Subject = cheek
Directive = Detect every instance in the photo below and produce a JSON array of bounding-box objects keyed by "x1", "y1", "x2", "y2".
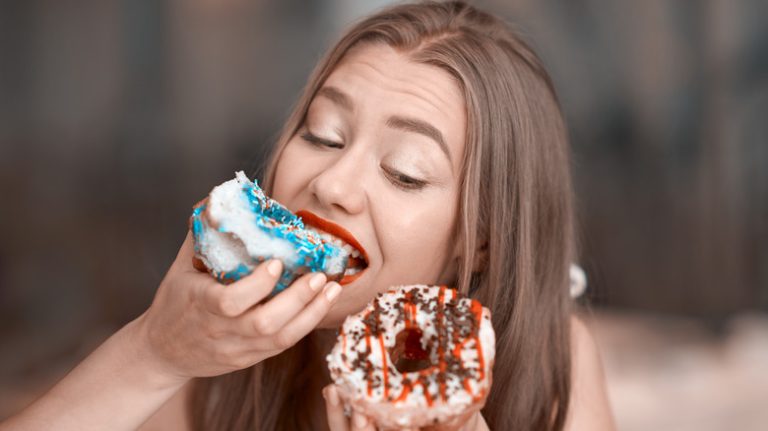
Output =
[
  {"x1": 379, "y1": 200, "x2": 457, "y2": 282},
  {"x1": 271, "y1": 139, "x2": 315, "y2": 203}
]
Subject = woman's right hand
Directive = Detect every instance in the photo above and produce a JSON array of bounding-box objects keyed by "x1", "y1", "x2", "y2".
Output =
[{"x1": 133, "y1": 230, "x2": 342, "y2": 383}]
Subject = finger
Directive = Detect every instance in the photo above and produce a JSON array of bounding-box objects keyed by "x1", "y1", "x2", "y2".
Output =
[
  {"x1": 476, "y1": 413, "x2": 490, "y2": 431},
  {"x1": 351, "y1": 410, "x2": 375, "y2": 431},
  {"x1": 202, "y1": 259, "x2": 283, "y2": 317},
  {"x1": 266, "y1": 281, "x2": 341, "y2": 348},
  {"x1": 241, "y1": 271, "x2": 327, "y2": 336},
  {"x1": 454, "y1": 412, "x2": 478, "y2": 431},
  {"x1": 323, "y1": 385, "x2": 349, "y2": 431}
]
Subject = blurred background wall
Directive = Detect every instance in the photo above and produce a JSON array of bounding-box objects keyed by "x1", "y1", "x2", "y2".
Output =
[{"x1": 1, "y1": 1, "x2": 766, "y2": 429}]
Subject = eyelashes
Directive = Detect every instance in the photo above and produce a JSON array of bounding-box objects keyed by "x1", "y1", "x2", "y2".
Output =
[
  {"x1": 299, "y1": 131, "x2": 427, "y2": 191},
  {"x1": 300, "y1": 131, "x2": 343, "y2": 149},
  {"x1": 381, "y1": 166, "x2": 427, "y2": 191}
]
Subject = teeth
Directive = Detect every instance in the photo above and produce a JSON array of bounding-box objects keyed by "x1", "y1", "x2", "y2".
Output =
[
  {"x1": 344, "y1": 266, "x2": 362, "y2": 276},
  {"x1": 306, "y1": 226, "x2": 365, "y2": 261}
]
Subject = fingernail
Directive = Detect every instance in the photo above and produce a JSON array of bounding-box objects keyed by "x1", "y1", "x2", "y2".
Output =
[
  {"x1": 353, "y1": 413, "x2": 367, "y2": 428},
  {"x1": 267, "y1": 260, "x2": 282, "y2": 277},
  {"x1": 323, "y1": 282, "x2": 341, "y2": 302},
  {"x1": 327, "y1": 385, "x2": 339, "y2": 407},
  {"x1": 309, "y1": 273, "x2": 326, "y2": 291}
]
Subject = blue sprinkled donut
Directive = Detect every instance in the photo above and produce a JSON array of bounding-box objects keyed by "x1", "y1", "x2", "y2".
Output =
[{"x1": 190, "y1": 171, "x2": 349, "y2": 293}]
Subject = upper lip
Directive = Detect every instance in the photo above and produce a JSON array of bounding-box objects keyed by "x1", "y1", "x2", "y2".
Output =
[{"x1": 296, "y1": 210, "x2": 369, "y2": 264}]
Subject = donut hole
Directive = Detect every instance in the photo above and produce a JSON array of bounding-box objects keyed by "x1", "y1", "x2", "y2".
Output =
[{"x1": 389, "y1": 328, "x2": 432, "y2": 373}]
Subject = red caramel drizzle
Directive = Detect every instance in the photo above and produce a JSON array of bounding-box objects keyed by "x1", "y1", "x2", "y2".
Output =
[
  {"x1": 393, "y1": 371, "x2": 434, "y2": 406},
  {"x1": 362, "y1": 306, "x2": 390, "y2": 398},
  {"x1": 352, "y1": 285, "x2": 485, "y2": 406},
  {"x1": 378, "y1": 333, "x2": 389, "y2": 398},
  {"x1": 471, "y1": 299, "x2": 486, "y2": 381}
]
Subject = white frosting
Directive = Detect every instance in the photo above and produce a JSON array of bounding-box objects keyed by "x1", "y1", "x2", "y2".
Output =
[
  {"x1": 204, "y1": 173, "x2": 298, "y2": 271},
  {"x1": 327, "y1": 285, "x2": 495, "y2": 428}
]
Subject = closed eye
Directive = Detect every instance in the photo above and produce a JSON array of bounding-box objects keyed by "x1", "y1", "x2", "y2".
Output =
[
  {"x1": 382, "y1": 165, "x2": 427, "y2": 191},
  {"x1": 300, "y1": 131, "x2": 344, "y2": 149}
]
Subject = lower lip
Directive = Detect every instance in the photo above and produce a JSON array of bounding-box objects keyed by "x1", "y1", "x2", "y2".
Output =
[{"x1": 295, "y1": 210, "x2": 369, "y2": 286}]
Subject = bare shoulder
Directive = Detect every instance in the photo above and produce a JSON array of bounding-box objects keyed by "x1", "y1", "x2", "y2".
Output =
[
  {"x1": 564, "y1": 315, "x2": 617, "y2": 431},
  {"x1": 138, "y1": 380, "x2": 193, "y2": 431}
]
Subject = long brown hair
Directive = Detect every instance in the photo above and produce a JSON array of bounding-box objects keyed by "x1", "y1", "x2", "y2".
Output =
[{"x1": 190, "y1": 1, "x2": 576, "y2": 429}]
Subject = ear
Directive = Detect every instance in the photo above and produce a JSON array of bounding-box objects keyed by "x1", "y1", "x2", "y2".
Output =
[
  {"x1": 449, "y1": 238, "x2": 488, "y2": 272},
  {"x1": 438, "y1": 238, "x2": 488, "y2": 285},
  {"x1": 472, "y1": 241, "x2": 489, "y2": 273}
]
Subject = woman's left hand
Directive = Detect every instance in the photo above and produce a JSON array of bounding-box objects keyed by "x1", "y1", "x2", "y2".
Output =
[{"x1": 322, "y1": 384, "x2": 489, "y2": 431}]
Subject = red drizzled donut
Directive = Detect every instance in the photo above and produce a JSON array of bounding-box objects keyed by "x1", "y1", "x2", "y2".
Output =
[{"x1": 326, "y1": 285, "x2": 495, "y2": 429}]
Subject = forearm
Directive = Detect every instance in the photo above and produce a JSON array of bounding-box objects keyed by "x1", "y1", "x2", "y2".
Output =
[{"x1": 1, "y1": 316, "x2": 188, "y2": 431}]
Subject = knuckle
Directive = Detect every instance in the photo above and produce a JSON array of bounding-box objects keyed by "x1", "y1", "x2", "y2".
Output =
[
  {"x1": 252, "y1": 314, "x2": 276, "y2": 335},
  {"x1": 213, "y1": 345, "x2": 236, "y2": 364},
  {"x1": 218, "y1": 297, "x2": 240, "y2": 317},
  {"x1": 232, "y1": 355, "x2": 252, "y2": 370},
  {"x1": 273, "y1": 331, "x2": 297, "y2": 350}
]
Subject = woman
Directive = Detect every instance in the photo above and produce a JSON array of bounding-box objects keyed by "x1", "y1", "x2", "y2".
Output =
[{"x1": 0, "y1": 1, "x2": 614, "y2": 430}]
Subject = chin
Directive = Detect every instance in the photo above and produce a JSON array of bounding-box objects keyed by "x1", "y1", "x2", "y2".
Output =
[
  {"x1": 317, "y1": 308, "x2": 352, "y2": 329},
  {"x1": 319, "y1": 285, "x2": 378, "y2": 329}
]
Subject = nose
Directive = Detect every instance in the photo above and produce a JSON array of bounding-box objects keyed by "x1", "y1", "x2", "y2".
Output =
[{"x1": 308, "y1": 150, "x2": 367, "y2": 215}]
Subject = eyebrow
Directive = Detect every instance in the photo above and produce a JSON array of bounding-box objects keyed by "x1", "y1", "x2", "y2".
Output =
[
  {"x1": 385, "y1": 116, "x2": 452, "y2": 164},
  {"x1": 317, "y1": 86, "x2": 354, "y2": 112},
  {"x1": 316, "y1": 85, "x2": 453, "y2": 164}
]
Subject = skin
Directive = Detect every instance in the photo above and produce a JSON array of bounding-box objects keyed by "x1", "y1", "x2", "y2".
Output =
[{"x1": 0, "y1": 44, "x2": 615, "y2": 431}]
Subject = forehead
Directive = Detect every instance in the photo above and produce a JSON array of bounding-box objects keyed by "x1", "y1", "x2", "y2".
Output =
[{"x1": 319, "y1": 43, "x2": 467, "y2": 171}]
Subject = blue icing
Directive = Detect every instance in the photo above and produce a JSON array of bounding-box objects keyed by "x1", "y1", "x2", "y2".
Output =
[
  {"x1": 218, "y1": 262, "x2": 251, "y2": 282},
  {"x1": 191, "y1": 204, "x2": 206, "y2": 254},
  {"x1": 190, "y1": 173, "x2": 346, "y2": 293},
  {"x1": 236, "y1": 177, "x2": 345, "y2": 283},
  {"x1": 275, "y1": 270, "x2": 295, "y2": 293},
  {"x1": 240, "y1": 178, "x2": 304, "y2": 227}
]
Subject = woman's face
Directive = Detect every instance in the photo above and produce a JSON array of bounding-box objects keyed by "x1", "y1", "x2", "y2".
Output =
[{"x1": 272, "y1": 43, "x2": 467, "y2": 327}]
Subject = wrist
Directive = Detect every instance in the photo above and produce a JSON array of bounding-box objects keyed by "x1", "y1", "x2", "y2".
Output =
[{"x1": 117, "y1": 313, "x2": 190, "y2": 392}]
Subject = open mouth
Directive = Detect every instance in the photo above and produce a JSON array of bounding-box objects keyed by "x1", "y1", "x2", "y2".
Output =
[{"x1": 296, "y1": 210, "x2": 369, "y2": 285}]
